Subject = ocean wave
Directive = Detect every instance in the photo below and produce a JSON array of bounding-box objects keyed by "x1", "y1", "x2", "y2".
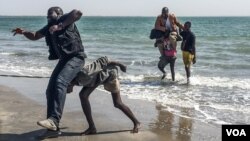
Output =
[
  {"x1": 119, "y1": 74, "x2": 250, "y2": 90},
  {"x1": 99, "y1": 80, "x2": 249, "y2": 125},
  {"x1": 0, "y1": 64, "x2": 51, "y2": 77},
  {"x1": 189, "y1": 75, "x2": 250, "y2": 90},
  {"x1": 10, "y1": 52, "x2": 29, "y2": 57},
  {"x1": 116, "y1": 74, "x2": 250, "y2": 125},
  {"x1": 0, "y1": 52, "x2": 15, "y2": 56},
  {"x1": 207, "y1": 104, "x2": 250, "y2": 114},
  {"x1": 0, "y1": 51, "x2": 41, "y2": 57}
]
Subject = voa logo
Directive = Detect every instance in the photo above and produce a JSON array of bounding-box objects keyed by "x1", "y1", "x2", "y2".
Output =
[{"x1": 226, "y1": 129, "x2": 246, "y2": 136}]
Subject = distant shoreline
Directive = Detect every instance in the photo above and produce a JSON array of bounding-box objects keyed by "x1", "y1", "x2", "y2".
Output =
[{"x1": 0, "y1": 15, "x2": 250, "y2": 18}]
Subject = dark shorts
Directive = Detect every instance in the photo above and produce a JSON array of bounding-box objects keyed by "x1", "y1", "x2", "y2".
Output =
[{"x1": 158, "y1": 56, "x2": 176, "y2": 69}]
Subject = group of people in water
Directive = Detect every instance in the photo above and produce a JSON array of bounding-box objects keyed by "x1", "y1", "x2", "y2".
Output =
[
  {"x1": 11, "y1": 6, "x2": 196, "y2": 139},
  {"x1": 154, "y1": 7, "x2": 196, "y2": 84}
]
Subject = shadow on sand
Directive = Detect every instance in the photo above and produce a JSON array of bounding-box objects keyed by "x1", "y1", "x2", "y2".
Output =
[{"x1": 0, "y1": 129, "x2": 132, "y2": 141}]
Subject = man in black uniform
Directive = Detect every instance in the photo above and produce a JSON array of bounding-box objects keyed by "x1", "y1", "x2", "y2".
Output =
[{"x1": 12, "y1": 7, "x2": 86, "y2": 137}]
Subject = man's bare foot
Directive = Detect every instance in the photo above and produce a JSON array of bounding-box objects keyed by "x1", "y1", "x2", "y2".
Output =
[
  {"x1": 161, "y1": 73, "x2": 166, "y2": 80},
  {"x1": 131, "y1": 122, "x2": 141, "y2": 133},
  {"x1": 81, "y1": 127, "x2": 97, "y2": 135},
  {"x1": 187, "y1": 78, "x2": 190, "y2": 85}
]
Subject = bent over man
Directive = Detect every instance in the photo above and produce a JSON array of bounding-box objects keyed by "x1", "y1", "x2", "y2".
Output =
[{"x1": 68, "y1": 56, "x2": 141, "y2": 135}]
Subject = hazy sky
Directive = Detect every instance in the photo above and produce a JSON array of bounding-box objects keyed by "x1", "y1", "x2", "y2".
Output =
[{"x1": 1, "y1": 0, "x2": 250, "y2": 16}]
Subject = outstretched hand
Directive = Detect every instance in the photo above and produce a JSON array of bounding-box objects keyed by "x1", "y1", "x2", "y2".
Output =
[
  {"x1": 119, "y1": 64, "x2": 127, "y2": 73},
  {"x1": 12, "y1": 28, "x2": 24, "y2": 36}
]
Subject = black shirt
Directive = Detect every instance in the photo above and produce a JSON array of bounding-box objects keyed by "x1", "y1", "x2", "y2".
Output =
[
  {"x1": 38, "y1": 14, "x2": 86, "y2": 60},
  {"x1": 180, "y1": 31, "x2": 196, "y2": 53}
]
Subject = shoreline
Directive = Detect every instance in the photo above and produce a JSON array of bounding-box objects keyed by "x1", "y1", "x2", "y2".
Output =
[{"x1": 0, "y1": 76, "x2": 221, "y2": 141}]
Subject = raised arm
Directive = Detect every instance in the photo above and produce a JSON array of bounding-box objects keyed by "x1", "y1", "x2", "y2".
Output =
[
  {"x1": 49, "y1": 9, "x2": 82, "y2": 34},
  {"x1": 170, "y1": 14, "x2": 184, "y2": 30},
  {"x1": 175, "y1": 19, "x2": 184, "y2": 30},
  {"x1": 192, "y1": 34, "x2": 196, "y2": 64},
  {"x1": 61, "y1": 9, "x2": 82, "y2": 27},
  {"x1": 108, "y1": 61, "x2": 127, "y2": 73},
  {"x1": 12, "y1": 28, "x2": 44, "y2": 40}
]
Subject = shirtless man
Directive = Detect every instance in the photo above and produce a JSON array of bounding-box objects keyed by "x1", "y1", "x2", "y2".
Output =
[{"x1": 68, "y1": 56, "x2": 141, "y2": 135}]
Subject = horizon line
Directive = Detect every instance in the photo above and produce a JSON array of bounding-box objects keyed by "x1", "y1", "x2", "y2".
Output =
[{"x1": 1, "y1": 15, "x2": 250, "y2": 17}]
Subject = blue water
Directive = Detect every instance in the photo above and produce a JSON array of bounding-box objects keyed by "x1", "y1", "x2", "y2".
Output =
[{"x1": 0, "y1": 16, "x2": 250, "y2": 125}]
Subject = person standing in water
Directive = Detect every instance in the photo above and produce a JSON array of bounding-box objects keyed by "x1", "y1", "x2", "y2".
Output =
[
  {"x1": 154, "y1": 7, "x2": 184, "y2": 56},
  {"x1": 180, "y1": 21, "x2": 196, "y2": 84}
]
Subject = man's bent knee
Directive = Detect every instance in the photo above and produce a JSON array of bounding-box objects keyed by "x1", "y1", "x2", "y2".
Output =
[
  {"x1": 79, "y1": 91, "x2": 89, "y2": 100},
  {"x1": 104, "y1": 79, "x2": 120, "y2": 93},
  {"x1": 114, "y1": 102, "x2": 123, "y2": 109}
]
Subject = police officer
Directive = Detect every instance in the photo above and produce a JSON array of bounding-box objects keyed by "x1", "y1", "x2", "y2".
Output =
[{"x1": 12, "y1": 7, "x2": 86, "y2": 138}]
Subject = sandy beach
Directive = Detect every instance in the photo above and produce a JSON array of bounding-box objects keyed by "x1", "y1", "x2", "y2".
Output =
[{"x1": 0, "y1": 76, "x2": 221, "y2": 141}]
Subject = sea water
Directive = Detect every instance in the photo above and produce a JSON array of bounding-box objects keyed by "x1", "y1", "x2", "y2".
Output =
[{"x1": 0, "y1": 16, "x2": 250, "y2": 125}]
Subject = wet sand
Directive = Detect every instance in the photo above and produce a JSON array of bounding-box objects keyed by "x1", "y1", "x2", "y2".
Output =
[{"x1": 0, "y1": 76, "x2": 221, "y2": 141}]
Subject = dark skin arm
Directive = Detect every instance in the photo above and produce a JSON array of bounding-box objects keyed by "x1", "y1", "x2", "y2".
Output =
[
  {"x1": 192, "y1": 35, "x2": 196, "y2": 64},
  {"x1": 62, "y1": 9, "x2": 82, "y2": 26},
  {"x1": 108, "y1": 61, "x2": 127, "y2": 72},
  {"x1": 154, "y1": 16, "x2": 166, "y2": 32},
  {"x1": 12, "y1": 9, "x2": 83, "y2": 38},
  {"x1": 12, "y1": 28, "x2": 44, "y2": 40},
  {"x1": 49, "y1": 9, "x2": 82, "y2": 34},
  {"x1": 173, "y1": 16, "x2": 184, "y2": 30}
]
